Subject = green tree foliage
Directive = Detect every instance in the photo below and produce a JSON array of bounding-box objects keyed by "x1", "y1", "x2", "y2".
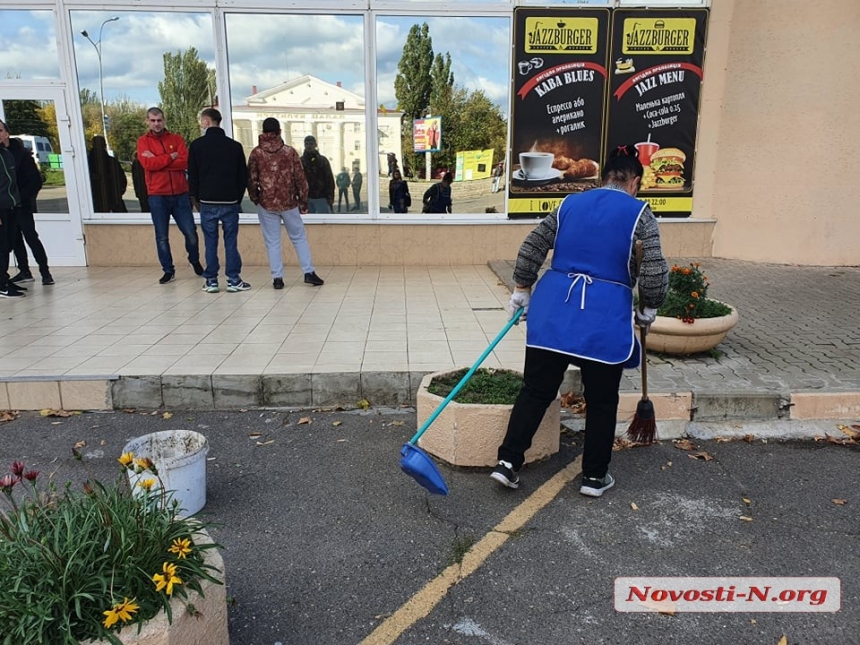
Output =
[
  {"x1": 394, "y1": 23, "x2": 434, "y2": 173},
  {"x1": 157, "y1": 47, "x2": 216, "y2": 146},
  {"x1": 429, "y1": 52, "x2": 454, "y2": 114},
  {"x1": 106, "y1": 95, "x2": 147, "y2": 164},
  {"x1": 3, "y1": 100, "x2": 50, "y2": 138}
]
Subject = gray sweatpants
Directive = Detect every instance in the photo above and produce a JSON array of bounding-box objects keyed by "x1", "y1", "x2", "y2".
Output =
[{"x1": 256, "y1": 206, "x2": 314, "y2": 277}]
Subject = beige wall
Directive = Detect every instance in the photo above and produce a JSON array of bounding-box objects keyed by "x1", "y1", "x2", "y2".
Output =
[
  {"x1": 84, "y1": 221, "x2": 714, "y2": 267},
  {"x1": 704, "y1": 0, "x2": 859, "y2": 265}
]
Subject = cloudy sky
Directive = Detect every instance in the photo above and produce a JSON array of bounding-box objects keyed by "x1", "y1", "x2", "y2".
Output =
[{"x1": 2, "y1": 9, "x2": 512, "y2": 113}]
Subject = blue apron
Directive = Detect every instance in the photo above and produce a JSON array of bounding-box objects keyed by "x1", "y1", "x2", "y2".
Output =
[{"x1": 526, "y1": 188, "x2": 647, "y2": 367}]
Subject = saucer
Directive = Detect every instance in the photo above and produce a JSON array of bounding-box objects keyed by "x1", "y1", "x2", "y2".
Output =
[{"x1": 513, "y1": 168, "x2": 562, "y2": 184}]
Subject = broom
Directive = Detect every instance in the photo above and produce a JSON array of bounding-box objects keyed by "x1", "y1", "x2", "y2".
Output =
[{"x1": 627, "y1": 241, "x2": 657, "y2": 443}]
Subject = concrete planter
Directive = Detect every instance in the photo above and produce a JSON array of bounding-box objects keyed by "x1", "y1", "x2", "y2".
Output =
[
  {"x1": 416, "y1": 370, "x2": 560, "y2": 468},
  {"x1": 646, "y1": 304, "x2": 739, "y2": 355},
  {"x1": 81, "y1": 529, "x2": 229, "y2": 645}
]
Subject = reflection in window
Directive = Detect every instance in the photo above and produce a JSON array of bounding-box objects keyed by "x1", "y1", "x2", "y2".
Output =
[
  {"x1": 70, "y1": 11, "x2": 215, "y2": 213},
  {"x1": 0, "y1": 10, "x2": 61, "y2": 80},
  {"x1": 225, "y1": 14, "x2": 368, "y2": 215},
  {"x1": 376, "y1": 16, "x2": 510, "y2": 215}
]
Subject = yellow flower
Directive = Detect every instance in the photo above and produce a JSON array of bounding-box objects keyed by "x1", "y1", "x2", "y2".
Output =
[
  {"x1": 135, "y1": 457, "x2": 154, "y2": 471},
  {"x1": 168, "y1": 537, "x2": 193, "y2": 559},
  {"x1": 137, "y1": 478, "x2": 157, "y2": 491},
  {"x1": 118, "y1": 452, "x2": 134, "y2": 467},
  {"x1": 153, "y1": 562, "x2": 183, "y2": 595},
  {"x1": 102, "y1": 597, "x2": 139, "y2": 628}
]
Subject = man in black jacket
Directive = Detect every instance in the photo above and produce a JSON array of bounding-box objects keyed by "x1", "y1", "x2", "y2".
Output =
[
  {"x1": 188, "y1": 108, "x2": 249, "y2": 293},
  {"x1": 300, "y1": 136, "x2": 334, "y2": 214},
  {"x1": 0, "y1": 126, "x2": 25, "y2": 298}
]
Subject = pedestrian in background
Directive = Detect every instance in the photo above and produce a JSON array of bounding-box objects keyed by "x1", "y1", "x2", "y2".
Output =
[
  {"x1": 491, "y1": 162, "x2": 504, "y2": 193},
  {"x1": 88, "y1": 135, "x2": 127, "y2": 213},
  {"x1": 422, "y1": 172, "x2": 454, "y2": 214},
  {"x1": 136, "y1": 107, "x2": 203, "y2": 284},
  {"x1": 0, "y1": 120, "x2": 52, "y2": 287},
  {"x1": 351, "y1": 167, "x2": 363, "y2": 211},
  {"x1": 0, "y1": 134, "x2": 24, "y2": 298},
  {"x1": 491, "y1": 145, "x2": 668, "y2": 497},
  {"x1": 336, "y1": 166, "x2": 351, "y2": 212},
  {"x1": 131, "y1": 152, "x2": 149, "y2": 212},
  {"x1": 300, "y1": 136, "x2": 334, "y2": 214},
  {"x1": 188, "y1": 108, "x2": 250, "y2": 293},
  {"x1": 388, "y1": 169, "x2": 411, "y2": 213},
  {"x1": 248, "y1": 118, "x2": 324, "y2": 289}
]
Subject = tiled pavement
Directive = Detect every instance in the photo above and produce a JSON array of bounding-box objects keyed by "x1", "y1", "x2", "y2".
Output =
[{"x1": 2, "y1": 259, "x2": 860, "y2": 416}]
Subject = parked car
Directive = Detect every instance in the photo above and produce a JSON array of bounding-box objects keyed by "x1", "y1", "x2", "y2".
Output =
[{"x1": 16, "y1": 134, "x2": 54, "y2": 167}]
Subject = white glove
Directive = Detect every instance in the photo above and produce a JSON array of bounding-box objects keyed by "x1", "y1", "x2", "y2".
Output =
[
  {"x1": 509, "y1": 288, "x2": 531, "y2": 323},
  {"x1": 635, "y1": 306, "x2": 658, "y2": 332}
]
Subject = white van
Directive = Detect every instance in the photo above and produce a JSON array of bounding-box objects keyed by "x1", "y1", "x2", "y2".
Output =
[{"x1": 16, "y1": 135, "x2": 54, "y2": 166}]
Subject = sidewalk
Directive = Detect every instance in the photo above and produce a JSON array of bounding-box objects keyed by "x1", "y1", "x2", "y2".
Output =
[{"x1": 1, "y1": 259, "x2": 859, "y2": 425}]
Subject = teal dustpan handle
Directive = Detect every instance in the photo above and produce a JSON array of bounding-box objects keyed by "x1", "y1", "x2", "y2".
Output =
[{"x1": 408, "y1": 307, "x2": 524, "y2": 445}]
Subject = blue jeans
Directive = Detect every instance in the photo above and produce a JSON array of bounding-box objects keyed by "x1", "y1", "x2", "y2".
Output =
[
  {"x1": 200, "y1": 203, "x2": 241, "y2": 283},
  {"x1": 149, "y1": 193, "x2": 199, "y2": 273}
]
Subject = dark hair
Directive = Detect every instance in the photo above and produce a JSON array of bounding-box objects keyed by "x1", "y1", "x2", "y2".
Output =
[
  {"x1": 602, "y1": 144, "x2": 643, "y2": 184},
  {"x1": 0, "y1": 119, "x2": 8, "y2": 133},
  {"x1": 442, "y1": 172, "x2": 454, "y2": 184},
  {"x1": 200, "y1": 108, "x2": 222, "y2": 124},
  {"x1": 262, "y1": 117, "x2": 280, "y2": 133},
  {"x1": 146, "y1": 107, "x2": 164, "y2": 118}
]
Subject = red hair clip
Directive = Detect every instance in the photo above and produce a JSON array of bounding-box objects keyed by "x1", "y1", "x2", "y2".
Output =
[{"x1": 617, "y1": 145, "x2": 631, "y2": 156}]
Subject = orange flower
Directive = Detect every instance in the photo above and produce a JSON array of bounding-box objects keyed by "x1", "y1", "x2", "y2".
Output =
[{"x1": 691, "y1": 291, "x2": 699, "y2": 298}]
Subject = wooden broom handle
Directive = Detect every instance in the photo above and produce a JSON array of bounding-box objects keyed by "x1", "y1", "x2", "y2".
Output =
[{"x1": 640, "y1": 325, "x2": 649, "y2": 400}]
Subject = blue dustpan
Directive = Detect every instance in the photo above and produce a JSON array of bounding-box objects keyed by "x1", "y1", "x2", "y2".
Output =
[{"x1": 399, "y1": 308, "x2": 524, "y2": 495}]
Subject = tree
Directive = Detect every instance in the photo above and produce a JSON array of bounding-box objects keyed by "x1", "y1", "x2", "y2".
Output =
[
  {"x1": 429, "y1": 52, "x2": 454, "y2": 115},
  {"x1": 106, "y1": 96, "x2": 147, "y2": 164},
  {"x1": 158, "y1": 47, "x2": 216, "y2": 145},
  {"x1": 3, "y1": 100, "x2": 50, "y2": 138},
  {"x1": 394, "y1": 23, "x2": 435, "y2": 173}
]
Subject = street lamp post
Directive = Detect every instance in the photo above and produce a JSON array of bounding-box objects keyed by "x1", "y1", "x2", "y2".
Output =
[{"x1": 81, "y1": 16, "x2": 119, "y2": 147}]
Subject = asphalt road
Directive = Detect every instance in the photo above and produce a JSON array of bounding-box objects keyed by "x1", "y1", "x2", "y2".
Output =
[{"x1": 1, "y1": 408, "x2": 857, "y2": 645}]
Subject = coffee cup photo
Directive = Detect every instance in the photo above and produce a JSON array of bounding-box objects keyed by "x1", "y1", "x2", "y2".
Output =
[{"x1": 519, "y1": 151, "x2": 554, "y2": 179}]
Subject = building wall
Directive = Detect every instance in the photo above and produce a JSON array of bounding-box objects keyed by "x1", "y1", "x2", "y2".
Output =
[{"x1": 706, "y1": 0, "x2": 858, "y2": 264}]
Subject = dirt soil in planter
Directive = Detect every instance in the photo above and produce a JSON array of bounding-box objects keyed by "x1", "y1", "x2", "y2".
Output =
[{"x1": 427, "y1": 368, "x2": 523, "y2": 405}]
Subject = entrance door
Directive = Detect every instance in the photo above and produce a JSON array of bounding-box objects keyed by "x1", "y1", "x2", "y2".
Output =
[{"x1": 0, "y1": 87, "x2": 87, "y2": 266}]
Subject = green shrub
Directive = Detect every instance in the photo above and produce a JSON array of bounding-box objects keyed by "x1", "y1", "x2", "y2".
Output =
[
  {"x1": 427, "y1": 368, "x2": 523, "y2": 405},
  {"x1": 0, "y1": 457, "x2": 220, "y2": 645},
  {"x1": 657, "y1": 262, "x2": 732, "y2": 323}
]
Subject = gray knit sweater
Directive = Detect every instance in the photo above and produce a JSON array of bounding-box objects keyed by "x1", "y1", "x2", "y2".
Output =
[{"x1": 513, "y1": 186, "x2": 669, "y2": 309}]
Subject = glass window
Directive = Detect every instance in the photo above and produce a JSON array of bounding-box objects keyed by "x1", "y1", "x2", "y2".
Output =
[
  {"x1": 225, "y1": 13, "x2": 368, "y2": 216},
  {"x1": 375, "y1": 16, "x2": 511, "y2": 216},
  {"x1": 70, "y1": 10, "x2": 216, "y2": 214},
  {"x1": 0, "y1": 10, "x2": 60, "y2": 80}
]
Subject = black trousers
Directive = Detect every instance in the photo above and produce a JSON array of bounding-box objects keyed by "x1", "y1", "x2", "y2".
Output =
[
  {"x1": 0, "y1": 206, "x2": 20, "y2": 288},
  {"x1": 498, "y1": 346, "x2": 624, "y2": 478},
  {"x1": 12, "y1": 206, "x2": 49, "y2": 276}
]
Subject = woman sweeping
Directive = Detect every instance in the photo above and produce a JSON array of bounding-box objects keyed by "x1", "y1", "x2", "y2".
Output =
[{"x1": 492, "y1": 145, "x2": 668, "y2": 497}]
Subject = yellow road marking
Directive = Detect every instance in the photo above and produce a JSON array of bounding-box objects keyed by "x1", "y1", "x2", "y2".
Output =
[{"x1": 360, "y1": 455, "x2": 583, "y2": 645}]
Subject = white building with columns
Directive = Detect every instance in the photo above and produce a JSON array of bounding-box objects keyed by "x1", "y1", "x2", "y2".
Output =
[{"x1": 231, "y1": 75, "x2": 403, "y2": 177}]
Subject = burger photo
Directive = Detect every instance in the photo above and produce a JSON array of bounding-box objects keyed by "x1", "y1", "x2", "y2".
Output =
[{"x1": 649, "y1": 147, "x2": 686, "y2": 189}]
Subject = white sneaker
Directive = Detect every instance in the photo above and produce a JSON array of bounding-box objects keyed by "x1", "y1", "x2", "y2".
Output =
[{"x1": 579, "y1": 473, "x2": 615, "y2": 498}]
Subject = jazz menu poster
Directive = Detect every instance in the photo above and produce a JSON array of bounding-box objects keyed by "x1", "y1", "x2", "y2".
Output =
[
  {"x1": 508, "y1": 8, "x2": 611, "y2": 218},
  {"x1": 606, "y1": 9, "x2": 709, "y2": 217}
]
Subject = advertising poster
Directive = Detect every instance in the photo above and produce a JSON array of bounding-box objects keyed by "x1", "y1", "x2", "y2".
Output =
[
  {"x1": 606, "y1": 9, "x2": 709, "y2": 217},
  {"x1": 413, "y1": 117, "x2": 442, "y2": 153},
  {"x1": 508, "y1": 8, "x2": 611, "y2": 218},
  {"x1": 455, "y1": 149, "x2": 494, "y2": 181}
]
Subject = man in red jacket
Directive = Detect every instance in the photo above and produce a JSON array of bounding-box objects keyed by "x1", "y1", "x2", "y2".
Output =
[{"x1": 136, "y1": 107, "x2": 203, "y2": 284}]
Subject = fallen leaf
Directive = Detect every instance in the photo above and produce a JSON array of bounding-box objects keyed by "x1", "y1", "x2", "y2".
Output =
[
  {"x1": 150, "y1": 411, "x2": 158, "y2": 416},
  {"x1": 852, "y1": 424, "x2": 860, "y2": 431},
  {"x1": 715, "y1": 436, "x2": 732, "y2": 443},
  {"x1": 739, "y1": 516, "x2": 753, "y2": 522},
  {"x1": 831, "y1": 499, "x2": 847, "y2": 506},
  {"x1": 332, "y1": 421, "x2": 343, "y2": 427},
  {"x1": 336, "y1": 439, "x2": 347, "y2": 443},
  {"x1": 742, "y1": 497, "x2": 751, "y2": 505},
  {"x1": 666, "y1": 461, "x2": 672, "y2": 467},
  {"x1": 0, "y1": 410, "x2": 20, "y2": 424},
  {"x1": 162, "y1": 412, "x2": 173, "y2": 420},
  {"x1": 826, "y1": 434, "x2": 853, "y2": 446},
  {"x1": 121, "y1": 408, "x2": 136, "y2": 413},
  {"x1": 298, "y1": 417, "x2": 312, "y2": 425},
  {"x1": 255, "y1": 440, "x2": 275, "y2": 446},
  {"x1": 239, "y1": 409, "x2": 248, "y2": 413},
  {"x1": 813, "y1": 435, "x2": 826, "y2": 442},
  {"x1": 777, "y1": 636, "x2": 787, "y2": 645},
  {"x1": 51, "y1": 421, "x2": 62, "y2": 425},
  {"x1": 688, "y1": 451, "x2": 714, "y2": 461},
  {"x1": 674, "y1": 439, "x2": 697, "y2": 451},
  {"x1": 837, "y1": 424, "x2": 860, "y2": 439},
  {"x1": 743, "y1": 434, "x2": 755, "y2": 443},
  {"x1": 74, "y1": 440, "x2": 86, "y2": 450},
  {"x1": 630, "y1": 502, "x2": 639, "y2": 511},
  {"x1": 389, "y1": 420, "x2": 404, "y2": 426},
  {"x1": 247, "y1": 432, "x2": 263, "y2": 438},
  {"x1": 41, "y1": 409, "x2": 78, "y2": 418},
  {"x1": 357, "y1": 399, "x2": 370, "y2": 410}
]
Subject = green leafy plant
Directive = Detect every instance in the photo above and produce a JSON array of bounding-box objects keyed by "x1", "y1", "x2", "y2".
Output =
[
  {"x1": 428, "y1": 368, "x2": 523, "y2": 405},
  {"x1": 0, "y1": 454, "x2": 221, "y2": 645},
  {"x1": 657, "y1": 262, "x2": 732, "y2": 324}
]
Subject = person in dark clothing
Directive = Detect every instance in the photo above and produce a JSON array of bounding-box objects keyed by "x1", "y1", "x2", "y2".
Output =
[
  {"x1": 422, "y1": 172, "x2": 454, "y2": 214},
  {"x1": 3, "y1": 134, "x2": 52, "y2": 286},
  {"x1": 335, "y1": 167, "x2": 351, "y2": 212},
  {"x1": 0, "y1": 124, "x2": 25, "y2": 298},
  {"x1": 351, "y1": 168, "x2": 363, "y2": 211},
  {"x1": 131, "y1": 152, "x2": 149, "y2": 212},
  {"x1": 88, "y1": 135, "x2": 128, "y2": 213},
  {"x1": 388, "y1": 169, "x2": 411, "y2": 213},
  {"x1": 300, "y1": 136, "x2": 335, "y2": 214},
  {"x1": 188, "y1": 108, "x2": 250, "y2": 293}
]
